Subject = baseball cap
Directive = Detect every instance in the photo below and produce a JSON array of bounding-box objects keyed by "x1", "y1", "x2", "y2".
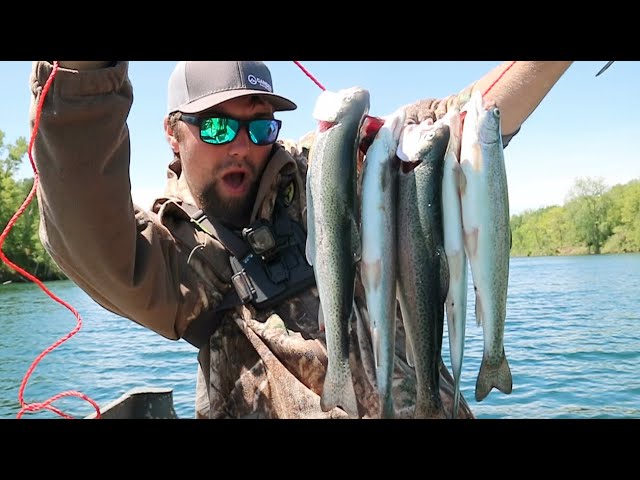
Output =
[{"x1": 167, "y1": 61, "x2": 297, "y2": 115}]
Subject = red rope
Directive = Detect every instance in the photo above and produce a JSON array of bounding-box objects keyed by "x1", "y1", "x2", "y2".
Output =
[
  {"x1": 482, "y1": 60, "x2": 517, "y2": 97},
  {"x1": 0, "y1": 61, "x2": 101, "y2": 419},
  {"x1": 292, "y1": 60, "x2": 517, "y2": 98},
  {"x1": 293, "y1": 61, "x2": 326, "y2": 91},
  {"x1": 460, "y1": 60, "x2": 518, "y2": 125},
  {"x1": 292, "y1": 60, "x2": 518, "y2": 132}
]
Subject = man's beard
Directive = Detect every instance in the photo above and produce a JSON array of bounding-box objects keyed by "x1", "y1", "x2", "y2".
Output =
[{"x1": 197, "y1": 175, "x2": 260, "y2": 229}]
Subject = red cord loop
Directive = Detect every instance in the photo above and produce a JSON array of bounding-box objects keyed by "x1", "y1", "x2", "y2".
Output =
[{"x1": 0, "y1": 61, "x2": 101, "y2": 419}]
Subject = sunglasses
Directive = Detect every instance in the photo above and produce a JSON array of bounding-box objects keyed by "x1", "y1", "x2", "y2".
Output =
[{"x1": 181, "y1": 114, "x2": 282, "y2": 146}]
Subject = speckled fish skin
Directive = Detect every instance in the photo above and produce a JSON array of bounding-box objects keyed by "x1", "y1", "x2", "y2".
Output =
[
  {"x1": 360, "y1": 107, "x2": 405, "y2": 419},
  {"x1": 305, "y1": 87, "x2": 370, "y2": 418},
  {"x1": 459, "y1": 90, "x2": 513, "y2": 402},
  {"x1": 440, "y1": 108, "x2": 468, "y2": 418},
  {"x1": 396, "y1": 119, "x2": 450, "y2": 419}
]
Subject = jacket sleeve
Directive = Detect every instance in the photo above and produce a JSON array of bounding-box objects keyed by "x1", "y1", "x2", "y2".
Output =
[{"x1": 30, "y1": 61, "x2": 201, "y2": 340}]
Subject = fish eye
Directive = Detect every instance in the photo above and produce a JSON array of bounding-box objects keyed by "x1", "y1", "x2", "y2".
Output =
[{"x1": 492, "y1": 107, "x2": 501, "y2": 118}]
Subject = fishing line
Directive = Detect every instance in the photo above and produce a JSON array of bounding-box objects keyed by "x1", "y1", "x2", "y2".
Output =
[{"x1": 0, "y1": 61, "x2": 101, "y2": 419}]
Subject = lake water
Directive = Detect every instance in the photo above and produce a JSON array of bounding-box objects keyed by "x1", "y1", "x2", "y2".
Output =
[{"x1": 1, "y1": 253, "x2": 638, "y2": 419}]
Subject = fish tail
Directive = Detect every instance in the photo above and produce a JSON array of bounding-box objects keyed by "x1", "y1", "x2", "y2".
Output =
[
  {"x1": 405, "y1": 335, "x2": 414, "y2": 367},
  {"x1": 372, "y1": 325, "x2": 380, "y2": 368},
  {"x1": 373, "y1": 327, "x2": 396, "y2": 419},
  {"x1": 414, "y1": 396, "x2": 446, "y2": 419},
  {"x1": 320, "y1": 361, "x2": 359, "y2": 418},
  {"x1": 380, "y1": 394, "x2": 395, "y2": 419},
  {"x1": 452, "y1": 385, "x2": 461, "y2": 419},
  {"x1": 317, "y1": 303, "x2": 325, "y2": 332},
  {"x1": 475, "y1": 350, "x2": 513, "y2": 401}
]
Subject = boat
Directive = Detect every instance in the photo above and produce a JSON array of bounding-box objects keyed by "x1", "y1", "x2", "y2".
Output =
[{"x1": 84, "y1": 387, "x2": 179, "y2": 419}]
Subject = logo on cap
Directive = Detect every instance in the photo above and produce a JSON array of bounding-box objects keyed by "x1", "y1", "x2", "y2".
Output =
[{"x1": 247, "y1": 74, "x2": 273, "y2": 92}]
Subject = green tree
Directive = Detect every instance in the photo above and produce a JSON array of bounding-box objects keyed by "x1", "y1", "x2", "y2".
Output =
[
  {"x1": 604, "y1": 180, "x2": 640, "y2": 252},
  {"x1": 511, "y1": 206, "x2": 570, "y2": 256},
  {"x1": 0, "y1": 129, "x2": 65, "y2": 282},
  {"x1": 565, "y1": 177, "x2": 613, "y2": 254}
]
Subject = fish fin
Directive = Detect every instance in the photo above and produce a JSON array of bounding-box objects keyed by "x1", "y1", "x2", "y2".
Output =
[
  {"x1": 317, "y1": 303, "x2": 325, "y2": 332},
  {"x1": 452, "y1": 387, "x2": 461, "y2": 419},
  {"x1": 321, "y1": 314, "x2": 359, "y2": 418},
  {"x1": 304, "y1": 175, "x2": 315, "y2": 266},
  {"x1": 475, "y1": 349, "x2": 513, "y2": 401},
  {"x1": 456, "y1": 162, "x2": 467, "y2": 196},
  {"x1": 395, "y1": 284, "x2": 415, "y2": 367},
  {"x1": 350, "y1": 215, "x2": 362, "y2": 264},
  {"x1": 438, "y1": 246, "x2": 450, "y2": 306},
  {"x1": 464, "y1": 227, "x2": 479, "y2": 260},
  {"x1": 439, "y1": 356, "x2": 455, "y2": 385},
  {"x1": 445, "y1": 300, "x2": 455, "y2": 336},
  {"x1": 354, "y1": 301, "x2": 378, "y2": 391},
  {"x1": 320, "y1": 376, "x2": 359, "y2": 418},
  {"x1": 405, "y1": 335, "x2": 414, "y2": 368},
  {"x1": 509, "y1": 226, "x2": 513, "y2": 252},
  {"x1": 474, "y1": 287, "x2": 483, "y2": 327},
  {"x1": 372, "y1": 325, "x2": 380, "y2": 369},
  {"x1": 305, "y1": 238, "x2": 315, "y2": 267}
]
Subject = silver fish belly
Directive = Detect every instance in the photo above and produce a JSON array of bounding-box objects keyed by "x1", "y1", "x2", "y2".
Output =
[
  {"x1": 306, "y1": 86, "x2": 370, "y2": 418},
  {"x1": 360, "y1": 107, "x2": 405, "y2": 418},
  {"x1": 396, "y1": 119, "x2": 450, "y2": 419},
  {"x1": 440, "y1": 108, "x2": 468, "y2": 418},
  {"x1": 459, "y1": 90, "x2": 513, "y2": 402}
]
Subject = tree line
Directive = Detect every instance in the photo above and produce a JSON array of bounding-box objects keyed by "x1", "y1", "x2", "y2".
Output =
[
  {"x1": 1, "y1": 131, "x2": 65, "y2": 282},
  {"x1": 1, "y1": 130, "x2": 639, "y2": 283},
  {"x1": 511, "y1": 177, "x2": 640, "y2": 257}
]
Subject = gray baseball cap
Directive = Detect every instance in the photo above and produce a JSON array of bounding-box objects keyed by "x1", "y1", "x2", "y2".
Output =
[{"x1": 167, "y1": 61, "x2": 297, "y2": 115}]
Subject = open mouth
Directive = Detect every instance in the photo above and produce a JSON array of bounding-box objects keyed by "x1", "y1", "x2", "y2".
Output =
[{"x1": 221, "y1": 170, "x2": 248, "y2": 195}]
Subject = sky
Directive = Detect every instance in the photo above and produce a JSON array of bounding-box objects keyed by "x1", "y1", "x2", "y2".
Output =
[{"x1": 1, "y1": 60, "x2": 638, "y2": 215}]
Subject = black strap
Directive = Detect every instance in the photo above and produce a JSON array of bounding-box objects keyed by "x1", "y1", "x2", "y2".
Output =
[
  {"x1": 181, "y1": 203, "x2": 249, "y2": 259},
  {"x1": 179, "y1": 201, "x2": 315, "y2": 349},
  {"x1": 178, "y1": 204, "x2": 242, "y2": 348}
]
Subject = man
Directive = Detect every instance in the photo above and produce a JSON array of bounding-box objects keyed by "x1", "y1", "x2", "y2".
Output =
[{"x1": 30, "y1": 60, "x2": 572, "y2": 418}]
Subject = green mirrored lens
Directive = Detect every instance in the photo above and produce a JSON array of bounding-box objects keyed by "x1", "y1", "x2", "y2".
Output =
[
  {"x1": 201, "y1": 118, "x2": 239, "y2": 144},
  {"x1": 196, "y1": 117, "x2": 280, "y2": 145},
  {"x1": 248, "y1": 120, "x2": 279, "y2": 145}
]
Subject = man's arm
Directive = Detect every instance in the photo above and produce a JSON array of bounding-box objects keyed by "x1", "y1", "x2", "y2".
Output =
[
  {"x1": 402, "y1": 61, "x2": 573, "y2": 147},
  {"x1": 31, "y1": 61, "x2": 188, "y2": 340},
  {"x1": 55, "y1": 61, "x2": 113, "y2": 70},
  {"x1": 470, "y1": 61, "x2": 573, "y2": 137}
]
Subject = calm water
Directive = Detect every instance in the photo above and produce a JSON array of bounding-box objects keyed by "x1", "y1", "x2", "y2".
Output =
[{"x1": 1, "y1": 253, "x2": 639, "y2": 419}]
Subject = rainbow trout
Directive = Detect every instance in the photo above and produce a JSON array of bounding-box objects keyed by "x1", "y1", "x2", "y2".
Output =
[
  {"x1": 396, "y1": 119, "x2": 450, "y2": 419},
  {"x1": 440, "y1": 108, "x2": 468, "y2": 418},
  {"x1": 459, "y1": 90, "x2": 513, "y2": 401},
  {"x1": 360, "y1": 107, "x2": 405, "y2": 418},
  {"x1": 305, "y1": 86, "x2": 370, "y2": 418}
]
